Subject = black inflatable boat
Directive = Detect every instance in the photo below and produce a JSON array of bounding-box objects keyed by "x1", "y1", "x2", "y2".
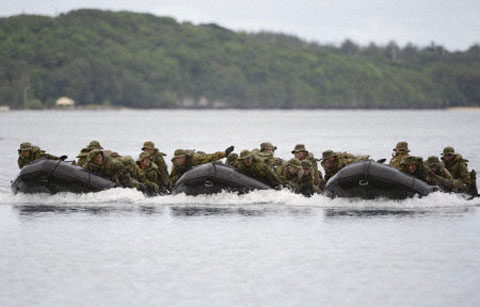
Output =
[
  {"x1": 173, "y1": 163, "x2": 271, "y2": 195},
  {"x1": 11, "y1": 159, "x2": 117, "y2": 194},
  {"x1": 323, "y1": 160, "x2": 437, "y2": 199}
]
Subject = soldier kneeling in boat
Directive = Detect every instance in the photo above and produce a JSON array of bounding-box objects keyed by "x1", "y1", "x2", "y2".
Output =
[
  {"x1": 424, "y1": 156, "x2": 461, "y2": 193},
  {"x1": 399, "y1": 156, "x2": 428, "y2": 181},
  {"x1": 136, "y1": 151, "x2": 168, "y2": 195},
  {"x1": 169, "y1": 146, "x2": 234, "y2": 185},
  {"x1": 83, "y1": 149, "x2": 126, "y2": 186},
  {"x1": 441, "y1": 146, "x2": 478, "y2": 196},
  {"x1": 291, "y1": 144, "x2": 324, "y2": 185},
  {"x1": 235, "y1": 150, "x2": 281, "y2": 188},
  {"x1": 76, "y1": 140, "x2": 104, "y2": 167},
  {"x1": 252, "y1": 142, "x2": 284, "y2": 171},
  {"x1": 321, "y1": 150, "x2": 370, "y2": 181},
  {"x1": 141, "y1": 141, "x2": 170, "y2": 191},
  {"x1": 390, "y1": 141, "x2": 410, "y2": 169},
  {"x1": 298, "y1": 160, "x2": 324, "y2": 196},
  {"x1": 17, "y1": 142, "x2": 66, "y2": 169},
  {"x1": 276, "y1": 158, "x2": 304, "y2": 192}
]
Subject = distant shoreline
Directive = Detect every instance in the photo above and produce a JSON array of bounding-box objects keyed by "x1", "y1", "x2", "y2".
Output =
[{"x1": 5, "y1": 106, "x2": 480, "y2": 111}]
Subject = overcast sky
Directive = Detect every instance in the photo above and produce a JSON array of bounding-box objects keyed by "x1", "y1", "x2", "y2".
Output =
[{"x1": 2, "y1": 0, "x2": 479, "y2": 51}]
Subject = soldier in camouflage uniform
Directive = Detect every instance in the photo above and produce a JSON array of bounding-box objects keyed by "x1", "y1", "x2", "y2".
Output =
[
  {"x1": 441, "y1": 146, "x2": 477, "y2": 196},
  {"x1": 116, "y1": 156, "x2": 145, "y2": 190},
  {"x1": 424, "y1": 156, "x2": 460, "y2": 193},
  {"x1": 17, "y1": 142, "x2": 65, "y2": 169},
  {"x1": 253, "y1": 142, "x2": 284, "y2": 170},
  {"x1": 389, "y1": 141, "x2": 410, "y2": 169},
  {"x1": 136, "y1": 151, "x2": 161, "y2": 194},
  {"x1": 141, "y1": 141, "x2": 170, "y2": 190},
  {"x1": 276, "y1": 158, "x2": 304, "y2": 191},
  {"x1": 321, "y1": 150, "x2": 370, "y2": 181},
  {"x1": 291, "y1": 144, "x2": 323, "y2": 184},
  {"x1": 298, "y1": 159, "x2": 323, "y2": 196},
  {"x1": 236, "y1": 150, "x2": 281, "y2": 188},
  {"x1": 399, "y1": 156, "x2": 428, "y2": 181},
  {"x1": 76, "y1": 140, "x2": 103, "y2": 167},
  {"x1": 169, "y1": 146, "x2": 234, "y2": 185},
  {"x1": 83, "y1": 149, "x2": 126, "y2": 186}
]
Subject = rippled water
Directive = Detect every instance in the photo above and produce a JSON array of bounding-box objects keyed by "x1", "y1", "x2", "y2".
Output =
[{"x1": 1, "y1": 110, "x2": 480, "y2": 306}]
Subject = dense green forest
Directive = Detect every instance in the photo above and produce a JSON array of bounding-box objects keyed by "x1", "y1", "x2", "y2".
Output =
[{"x1": 0, "y1": 9, "x2": 479, "y2": 109}]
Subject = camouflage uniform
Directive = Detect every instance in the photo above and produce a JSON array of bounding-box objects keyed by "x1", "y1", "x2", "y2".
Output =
[
  {"x1": 321, "y1": 150, "x2": 370, "y2": 181},
  {"x1": 291, "y1": 144, "x2": 324, "y2": 184},
  {"x1": 399, "y1": 156, "x2": 428, "y2": 181},
  {"x1": 142, "y1": 141, "x2": 169, "y2": 189},
  {"x1": 169, "y1": 149, "x2": 228, "y2": 185},
  {"x1": 116, "y1": 156, "x2": 144, "y2": 190},
  {"x1": 236, "y1": 150, "x2": 281, "y2": 188},
  {"x1": 253, "y1": 142, "x2": 284, "y2": 169},
  {"x1": 389, "y1": 141, "x2": 410, "y2": 169},
  {"x1": 76, "y1": 140, "x2": 103, "y2": 167},
  {"x1": 441, "y1": 146, "x2": 477, "y2": 195},
  {"x1": 136, "y1": 151, "x2": 160, "y2": 194},
  {"x1": 83, "y1": 149, "x2": 126, "y2": 186},
  {"x1": 276, "y1": 158, "x2": 304, "y2": 191},
  {"x1": 298, "y1": 159, "x2": 323, "y2": 196},
  {"x1": 424, "y1": 156, "x2": 460, "y2": 192},
  {"x1": 441, "y1": 147, "x2": 471, "y2": 186},
  {"x1": 17, "y1": 142, "x2": 61, "y2": 169},
  {"x1": 226, "y1": 153, "x2": 238, "y2": 168}
]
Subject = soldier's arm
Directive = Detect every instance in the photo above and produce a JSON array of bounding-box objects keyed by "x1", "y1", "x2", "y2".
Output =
[
  {"x1": 155, "y1": 158, "x2": 170, "y2": 187},
  {"x1": 111, "y1": 161, "x2": 127, "y2": 186},
  {"x1": 192, "y1": 151, "x2": 227, "y2": 165},
  {"x1": 18, "y1": 157, "x2": 25, "y2": 169},
  {"x1": 265, "y1": 165, "x2": 282, "y2": 187},
  {"x1": 169, "y1": 166, "x2": 179, "y2": 185},
  {"x1": 459, "y1": 163, "x2": 472, "y2": 185}
]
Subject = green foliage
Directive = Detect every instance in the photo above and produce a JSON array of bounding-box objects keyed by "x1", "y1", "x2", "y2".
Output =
[
  {"x1": 0, "y1": 10, "x2": 479, "y2": 109},
  {"x1": 25, "y1": 98, "x2": 43, "y2": 109}
]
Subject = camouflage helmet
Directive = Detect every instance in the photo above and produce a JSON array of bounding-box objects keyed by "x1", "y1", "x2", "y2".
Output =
[
  {"x1": 142, "y1": 141, "x2": 156, "y2": 151},
  {"x1": 138, "y1": 151, "x2": 151, "y2": 161},
  {"x1": 88, "y1": 140, "x2": 103, "y2": 149},
  {"x1": 173, "y1": 149, "x2": 188, "y2": 158},
  {"x1": 322, "y1": 150, "x2": 337, "y2": 160},
  {"x1": 426, "y1": 156, "x2": 441, "y2": 167},
  {"x1": 291, "y1": 144, "x2": 308, "y2": 154},
  {"x1": 19, "y1": 142, "x2": 33, "y2": 151},
  {"x1": 238, "y1": 150, "x2": 254, "y2": 160},
  {"x1": 401, "y1": 156, "x2": 422, "y2": 166},
  {"x1": 301, "y1": 159, "x2": 313, "y2": 169},
  {"x1": 287, "y1": 158, "x2": 302, "y2": 167},
  {"x1": 441, "y1": 146, "x2": 455, "y2": 156},
  {"x1": 87, "y1": 149, "x2": 103, "y2": 162},
  {"x1": 171, "y1": 149, "x2": 191, "y2": 162},
  {"x1": 393, "y1": 141, "x2": 410, "y2": 153},
  {"x1": 260, "y1": 142, "x2": 277, "y2": 151}
]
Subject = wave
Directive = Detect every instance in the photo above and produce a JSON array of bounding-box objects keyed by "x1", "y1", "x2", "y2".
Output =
[{"x1": 0, "y1": 188, "x2": 478, "y2": 209}]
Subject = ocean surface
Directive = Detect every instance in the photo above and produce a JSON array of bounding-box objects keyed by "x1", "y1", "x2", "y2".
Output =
[{"x1": 1, "y1": 109, "x2": 480, "y2": 306}]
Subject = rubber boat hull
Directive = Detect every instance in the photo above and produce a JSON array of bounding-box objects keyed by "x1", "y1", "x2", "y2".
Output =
[
  {"x1": 11, "y1": 159, "x2": 117, "y2": 194},
  {"x1": 323, "y1": 160, "x2": 437, "y2": 199},
  {"x1": 173, "y1": 163, "x2": 271, "y2": 195}
]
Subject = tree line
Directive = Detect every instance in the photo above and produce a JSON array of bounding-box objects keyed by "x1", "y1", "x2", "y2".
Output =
[{"x1": 0, "y1": 9, "x2": 479, "y2": 109}]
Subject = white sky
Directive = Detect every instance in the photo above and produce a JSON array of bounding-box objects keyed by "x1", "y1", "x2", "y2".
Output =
[{"x1": 2, "y1": 0, "x2": 479, "y2": 51}]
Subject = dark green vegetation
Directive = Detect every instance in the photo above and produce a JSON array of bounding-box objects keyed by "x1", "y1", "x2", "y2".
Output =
[{"x1": 1, "y1": 9, "x2": 479, "y2": 109}]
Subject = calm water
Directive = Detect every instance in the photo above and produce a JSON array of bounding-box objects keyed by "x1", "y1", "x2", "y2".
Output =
[{"x1": 1, "y1": 110, "x2": 480, "y2": 306}]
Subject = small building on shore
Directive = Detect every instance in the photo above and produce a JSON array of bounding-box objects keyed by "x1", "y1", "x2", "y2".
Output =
[{"x1": 56, "y1": 97, "x2": 75, "y2": 108}]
